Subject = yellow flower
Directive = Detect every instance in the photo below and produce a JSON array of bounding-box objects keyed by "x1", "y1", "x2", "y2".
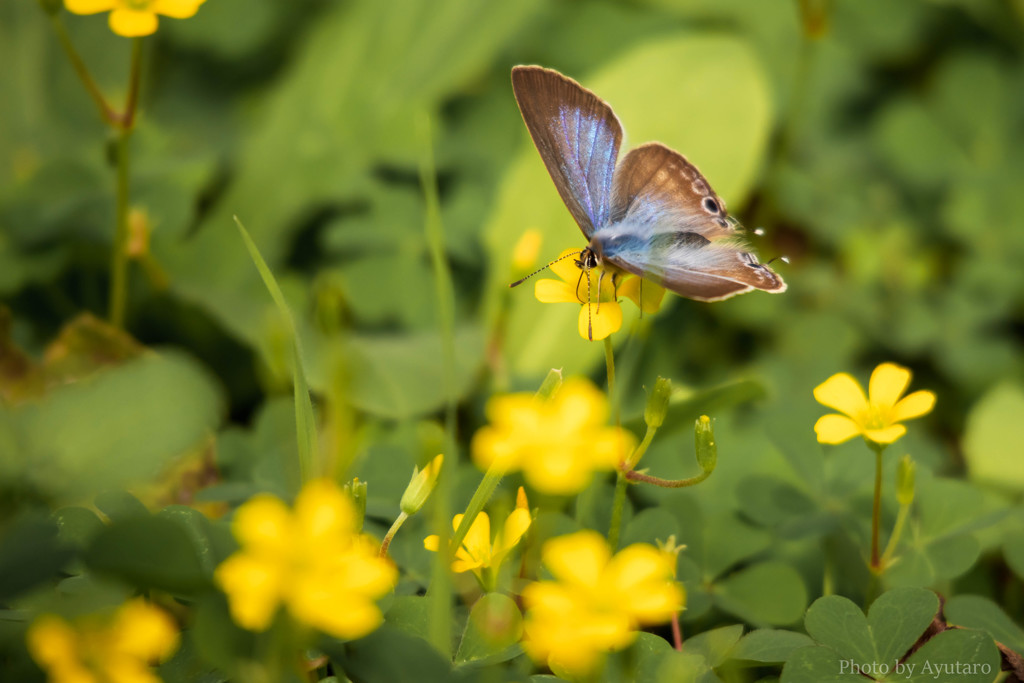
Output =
[
  {"x1": 424, "y1": 487, "x2": 532, "y2": 587},
  {"x1": 512, "y1": 228, "x2": 544, "y2": 273},
  {"x1": 27, "y1": 599, "x2": 178, "y2": 683},
  {"x1": 535, "y1": 249, "x2": 665, "y2": 341},
  {"x1": 472, "y1": 378, "x2": 636, "y2": 495},
  {"x1": 522, "y1": 531, "x2": 684, "y2": 679},
  {"x1": 64, "y1": 0, "x2": 206, "y2": 37},
  {"x1": 214, "y1": 479, "x2": 397, "y2": 639},
  {"x1": 814, "y1": 362, "x2": 936, "y2": 445}
]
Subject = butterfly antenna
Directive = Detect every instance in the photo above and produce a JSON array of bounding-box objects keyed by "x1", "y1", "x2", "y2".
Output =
[
  {"x1": 509, "y1": 250, "x2": 585, "y2": 288},
  {"x1": 766, "y1": 255, "x2": 790, "y2": 266}
]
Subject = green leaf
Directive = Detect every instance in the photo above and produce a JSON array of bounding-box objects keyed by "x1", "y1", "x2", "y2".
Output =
[
  {"x1": 1004, "y1": 527, "x2": 1024, "y2": 582},
  {"x1": 803, "y1": 588, "x2": 938, "y2": 666},
  {"x1": 944, "y1": 595, "x2": 1024, "y2": 655},
  {"x1": 714, "y1": 562, "x2": 807, "y2": 626},
  {"x1": 323, "y1": 625, "x2": 454, "y2": 683},
  {"x1": 963, "y1": 382, "x2": 1024, "y2": 493},
  {"x1": 730, "y1": 629, "x2": 815, "y2": 664},
  {"x1": 235, "y1": 216, "x2": 318, "y2": 485},
  {"x1": 84, "y1": 514, "x2": 208, "y2": 595},
  {"x1": 455, "y1": 593, "x2": 523, "y2": 666},
  {"x1": 683, "y1": 624, "x2": 744, "y2": 668},
  {"x1": 900, "y1": 629, "x2": 999, "y2": 683},
  {"x1": 0, "y1": 512, "x2": 72, "y2": 602},
  {"x1": 386, "y1": 595, "x2": 432, "y2": 642},
  {"x1": 781, "y1": 645, "x2": 858, "y2": 683},
  {"x1": 94, "y1": 490, "x2": 149, "y2": 521},
  {"x1": 1, "y1": 352, "x2": 221, "y2": 503}
]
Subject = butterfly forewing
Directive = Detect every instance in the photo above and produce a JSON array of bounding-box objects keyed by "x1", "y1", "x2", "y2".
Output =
[{"x1": 511, "y1": 66, "x2": 622, "y2": 237}]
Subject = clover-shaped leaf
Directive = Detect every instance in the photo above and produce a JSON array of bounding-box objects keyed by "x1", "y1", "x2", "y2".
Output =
[{"x1": 782, "y1": 588, "x2": 1000, "y2": 682}]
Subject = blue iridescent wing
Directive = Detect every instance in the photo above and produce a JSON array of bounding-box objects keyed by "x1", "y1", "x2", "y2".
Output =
[
  {"x1": 512, "y1": 66, "x2": 622, "y2": 237},
  {"x1": 601, "y1": 142, "x2": 785, "y2": 301}
]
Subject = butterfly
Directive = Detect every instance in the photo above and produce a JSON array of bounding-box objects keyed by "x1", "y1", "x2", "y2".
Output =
[{"x1": 510, "y1": 65, "x2": 786, "y2": 317}]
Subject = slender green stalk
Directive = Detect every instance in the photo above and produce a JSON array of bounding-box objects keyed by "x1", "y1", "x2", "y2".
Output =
[
  {"x1": 869, "y1": 442, "x2": 885, "y2": 573},
  {"x1": 379, "y1": 511, "x2": 409, "y2": 558},
  {"x1": 604, "y1": 336, "x2": 618, "y2": 426},
  {"x1": 44, "y1": 8, "x2": 116, "y2": 124},
  {"x1": 881, "y1": 502, "x2": 910, "y2": 566},
  {"x1": 608, "y1": 473, "x2": 628, "y2": 551},
  {"x1": 418, "y1": 111, "x2": 456, "y2": 657},
  {"x1": 451, "y1": 464, "x2": 504, "y2": 552},
  {"x1": 107, "y1": 39, "x2": 143, "y2": 328},
  {"x1": 624, "y1": 468, "x2": 712, "y2": 488}
]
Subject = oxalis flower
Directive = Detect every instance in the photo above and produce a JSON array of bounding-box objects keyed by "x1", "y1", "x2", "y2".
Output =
[
  {"x1": 424, "y1": 487, "x2": 532, "y2": 589},
  {"x1": 472, "y1": 377, "x2": 636, "y2": 495},
  {"x1": 535, "y1": 248, "x2": 664, "y2": 341},
  {"x1": 814, "y1": 362, "x2": 936, "y2": 446},
  {"x1": 522, "y1": 530, "x2": 684, "y2": 679},
  {"x1": 214, "y1": 479, "x2": 397, "y2": 640},
  {"x1": 65, "y1": 0, "x2": 206, "y2": 37},
  {"x1": 27, "y1": 599, "x2": 178, "y2": 683}
]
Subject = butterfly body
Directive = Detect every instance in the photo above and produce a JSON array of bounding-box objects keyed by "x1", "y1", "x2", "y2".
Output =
[{"x1": 512, "y1": 65, "x2": 785, "y2": 302}]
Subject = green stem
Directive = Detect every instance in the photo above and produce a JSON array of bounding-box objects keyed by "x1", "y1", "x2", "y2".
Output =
[
  {"x1": 608, "y1": 473, "x2": 627, "y2": 551},
  {"x1": 418, "y1": 111, "x2": 456, "y2": 657},
  {"x1": 604, "y1": 336, "x2": 618, "y2": 426},
  {"x1": 107, "y1": 39, "x2": 143, "y2": 328},
  {"x1": 881, "y1": 502, "x2": 910, "y2": 566},
  {"x1": 869, "y1": 442, "x2": 885, "y2": 573},
  {"x1": 451, "y1": 463, "x2": 504, "y2": 552},
  {"x1": 108, "y1": 127, "x2": 133, "y2": 328},
  {"x1": 624, "y1": 468, "x2": 712, "y2": 488},
  {"x1": 379, "y1": 511, "x2": 408, "y2": 558},
  {"x1": 44, "y1": 8, "x2": 117, "y2": 125}
]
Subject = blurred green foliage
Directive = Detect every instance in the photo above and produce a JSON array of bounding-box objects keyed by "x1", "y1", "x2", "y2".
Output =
[{"x1": 2, "y1": 0, "x2": 1024, "y2": 681}]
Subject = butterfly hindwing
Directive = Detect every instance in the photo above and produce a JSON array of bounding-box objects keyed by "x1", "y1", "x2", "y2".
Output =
[
  {"x1": 512, "y1": 66, "x2": 622, "y2": 237},
  {"x1": 597, "y1": 142, "x2": 785, "y2": 300}
]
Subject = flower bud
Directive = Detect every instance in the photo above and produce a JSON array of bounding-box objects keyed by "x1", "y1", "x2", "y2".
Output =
[
  {"x1": 896, "y1": 455, "x2": 915, "y2": 506},
  {"x1": 644, "y1": 376, "x2": 672, "y2": 429},
  {"x1": 694, "y1": 416, "x2": 717, "y2": 473},
  {"x1": 400, "y1": 454, "x2": 443, "y2": 515},
  {"x1": 535, "y1": 369, "x2": 563, "y2": 400},
  {"x1": 344, "y1": 478, "x2": 367, "y2": 530}
]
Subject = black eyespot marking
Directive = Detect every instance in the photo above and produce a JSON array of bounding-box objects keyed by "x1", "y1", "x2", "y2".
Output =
[{"x1": 702, "y1": 197, "x2": 720, "y2": 214}]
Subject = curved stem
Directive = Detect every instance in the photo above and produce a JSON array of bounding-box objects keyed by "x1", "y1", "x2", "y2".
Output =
[
  {"x1": 379, "y1": 511, "x2": 408, "y2": 558},
  {"x1": 45, "y1": 9, "x2": 116, "y2": 124},
  {"x1": 624, "y1": 468, "x2": 712, "y2": 488}
]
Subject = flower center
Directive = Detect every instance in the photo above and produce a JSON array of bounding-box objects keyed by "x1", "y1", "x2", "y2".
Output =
[{"x1": 124, "y1": 0, "x2": 154, "y2": 10}]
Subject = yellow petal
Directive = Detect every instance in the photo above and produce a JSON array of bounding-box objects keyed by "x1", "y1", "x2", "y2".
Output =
[
  {"x1": 109, "y1": 8, "x2": 159, "y2": 36},
  {"x1": 577, "y1": 301, "x2": 621, "y2": 340},
  {"x1": 813, "y1": 373, "x2": 868, "y2": 418},
  {"x1": 512, "y1": 228, "x2": 543, "y2": 271},
  {"x1": 868, "y1": 363, "x2": 912, "y2": 411},
  {"x1": 152, "y1": 0, "x2": 203, "y2": 19},
  {"x1": 232, "y1": 494, "x2": 291, "y2": 554},
  {"x1": 423, "y1": 535, "x2": 440, "y2": 552},
  {"x1": 864, "y1": 424, "x2": 907, "y2": 445},
  {"x1": 64, "y1": 0, "x2": 116, "y2": 15},
  {"x1": 26, "y1": 615, "x2": 78, "y2": 667},
  {"x1": 891, "y1": 390, "x2": 935, "y2": 422},
  {"x1": 111, "y1": 600, "x2": 178, "y2": 660},
  {"x1": 294, "y1": 479, "x2": 355, "y2": 543},
  {"x1": 214, "y1": 554, "x2": 284, "y2": 631},
  {"x1": 535, "y1": 277, "x2": 580, "y2": 304},
  {"x1": 549, "y1": 249, "x2": 586, "y2": 281},
  {"x1": 618, "y1": 276, "x2": 666, "y2": 313},
  {"x1": 543, "y1": 531, "x2": 609, "y2": 586},
  {"x1": 460, "y1": 512, "x2": 493, "y2": 565},
  {"x1": 814, "y1": 414, "x2": 862, "y2": 444}
]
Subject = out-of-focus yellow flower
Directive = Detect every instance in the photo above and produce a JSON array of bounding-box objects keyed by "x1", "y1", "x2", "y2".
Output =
[
  {"x1": 64, "y1": 0, "x2": 206, "y2": 37},
  {"x1": 512, "y1": 228, "x2": 543, "y2": 273},
  {"x1": 424, "y1": 487, "x2": 531, "y2": 588},
  {"x1": 472, "y1": 378, "x2": 635, "y2": 495},
  {"x1": 535, "y1": 249, "x2": 664, "y2": 341},
  {"x1": 214, "y1": 479, "x2": 397, "y2": 640},
  {"x1": 522, "y1": 531, "x2": 684, "y2": 679},
  {"x1": 27, "y1": 598, "x2": 178, "y2": 683},
  {"x1": 814, "y1": 362, "x2": 936, "y2": 446}
]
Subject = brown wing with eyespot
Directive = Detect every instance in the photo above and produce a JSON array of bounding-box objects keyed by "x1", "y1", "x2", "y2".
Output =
[
  {"x1": 512, "y1": 66, "x2": 623, "y2": 237},
  {"x1": 605, "y1": 142, "x2": 786, "y2": 299}
]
